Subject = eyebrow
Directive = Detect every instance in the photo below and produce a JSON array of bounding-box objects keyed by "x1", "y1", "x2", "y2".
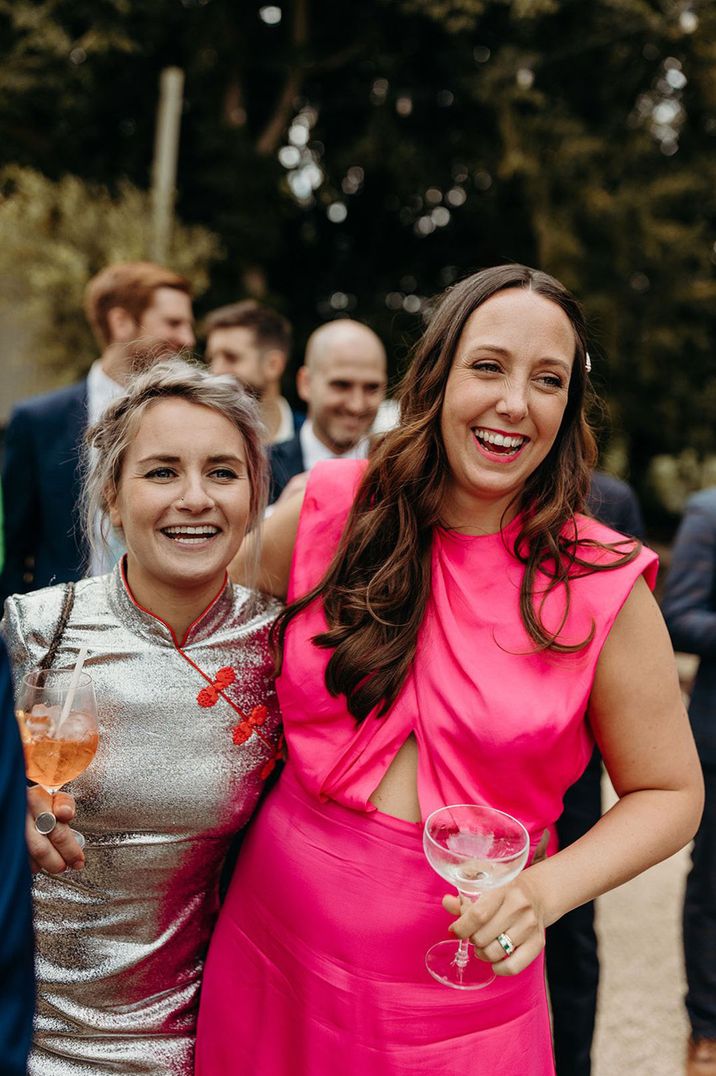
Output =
[
  {"x1": 465, "y1": 345, "x2": 572, "y2": 374},
  {"x1": 136, "y1": 454, "x2": 245, "y2": 465},
  {"x1": 207, "y1": 348, "x2": 242, "y2": 359},
  {"x1": 327, "y1": 379, "x2": 386, "y2": 389}
]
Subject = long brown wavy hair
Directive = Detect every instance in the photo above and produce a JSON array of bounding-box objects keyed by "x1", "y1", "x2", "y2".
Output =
[{"x1": 274, "y1": 264, "x2": 639, "y2": 722}]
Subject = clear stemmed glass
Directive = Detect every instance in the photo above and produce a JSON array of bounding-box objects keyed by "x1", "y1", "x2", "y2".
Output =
[
  {"x1": 16, "y1": 668, "x2": 99, "y2": 849},
  {"x1": 423, "y1": 804, "x2": 529, "y2": 990}
]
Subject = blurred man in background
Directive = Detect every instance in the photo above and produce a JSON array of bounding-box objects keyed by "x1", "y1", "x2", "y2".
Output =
[
  {"x1": 204, "y1": 300, "x2": 298, "y2": 445},
  {"x1": 0, "y1": 637, "x2": 34, "y2": 1075},
  {"x1": 662, "y1": 488, "x2": 716, "y2": 1076},
  {"x1": 0, "y1": 261, "x2": 194, "y2": 600},
  {"x1": 269, "y1": 318, "x2": 387, "y2": 503}
]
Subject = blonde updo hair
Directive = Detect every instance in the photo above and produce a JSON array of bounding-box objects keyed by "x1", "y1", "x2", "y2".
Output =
[{"x1": 83, "y1": 359, "x2": 268, "y2": 582}]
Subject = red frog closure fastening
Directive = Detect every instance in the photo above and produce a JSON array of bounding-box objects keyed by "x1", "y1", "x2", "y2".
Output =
[{"x1": 197, "y1": 666, "x2": 237, "y2": 708}]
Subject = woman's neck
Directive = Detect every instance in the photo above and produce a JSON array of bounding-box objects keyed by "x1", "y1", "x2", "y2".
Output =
[
  {"x1": 122, "y1": 559, "x2": 226, "y2": 643},
  {"x1": 439, "y1": 490, "x2": 520, "y2": 536}
]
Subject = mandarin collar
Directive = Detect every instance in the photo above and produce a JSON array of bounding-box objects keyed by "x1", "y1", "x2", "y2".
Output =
[{"x1": 106, "y1": 558, "x2": 235, "y2": 650}]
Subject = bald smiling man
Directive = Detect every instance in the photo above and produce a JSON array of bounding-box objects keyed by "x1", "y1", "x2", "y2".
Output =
[{"x1": 268, "y1": 319, "x2": 387, "y2": 503}]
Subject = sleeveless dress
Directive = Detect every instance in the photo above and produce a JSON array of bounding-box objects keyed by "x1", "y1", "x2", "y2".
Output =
[
  {"x1": 2, "y1": 561, "x2": 282, "y2": 1075},
  {"x1": 196, "y1": 460, "x2": 658, "y2": 1076}
]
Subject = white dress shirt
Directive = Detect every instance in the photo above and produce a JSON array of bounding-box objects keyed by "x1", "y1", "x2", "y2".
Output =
[
  {"x1": 86, "y1": 361, "x2": 126, "y2": 576},
  {"x1": 272, "y1": 397, "x2": 296, "y2": 445}
]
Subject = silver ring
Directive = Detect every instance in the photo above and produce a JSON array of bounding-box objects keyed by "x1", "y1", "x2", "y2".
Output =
[
  {"x1": 34, "y1": 811, "x2": 57, "y2": 836},
  {"x1": 496, "y1": 932, "x2": 515, "y2": 957}
]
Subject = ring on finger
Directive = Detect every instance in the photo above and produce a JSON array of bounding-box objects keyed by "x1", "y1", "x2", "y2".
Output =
[
  {"x1": 496, "y1": 931, "x2": 516, "y2": 957},
  {"x1": 34, "y1": 811, "x2": 57, "y2": 836}
]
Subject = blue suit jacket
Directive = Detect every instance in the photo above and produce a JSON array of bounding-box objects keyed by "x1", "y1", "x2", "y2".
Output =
[
  {"x1": 662, "y1": 487, "x2": 716, "y2": 767},
  {"x1": 268, "y1": 433, "x2": 305, "y2": 504},
  {"x1": 0, "y1": 638, "x2": 35, "y2": 1072},
  {"x1": 1, "y1": 380, "x2": 88, "y2": 602},
  {"x1": 587, "y1": 471, "x2": 645, "y2": 539}
]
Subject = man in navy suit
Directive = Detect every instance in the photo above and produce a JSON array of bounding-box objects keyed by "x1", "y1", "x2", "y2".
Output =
[
  {"x1": 0, "y1": 262, "x2": 194, "y2": 601},
  {"x1": 546, "y1": 471, "x2": 645, "y2": 1076},
  {"x1": 268, "y1": 319, "x2": 387, "y2": 503},
  {"x1": 0, "y1": 637, "x2": 34, "y2": 1074},
  {"x1": 662, "y1": 488, "x2": 716, "y2": 1075}
]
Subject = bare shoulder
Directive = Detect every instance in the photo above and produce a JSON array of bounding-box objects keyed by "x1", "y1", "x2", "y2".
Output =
[
  {"x1": 593, "y1": 575, "x2": 674, "y2": 699},
  {"x1": 600, "y1": 573, "x2": 664, "y2": 647}
]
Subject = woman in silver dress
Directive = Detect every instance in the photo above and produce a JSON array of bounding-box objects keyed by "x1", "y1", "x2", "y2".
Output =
[{"x1": 2, "y1": 360, "x2": 282, "y2": 1075}]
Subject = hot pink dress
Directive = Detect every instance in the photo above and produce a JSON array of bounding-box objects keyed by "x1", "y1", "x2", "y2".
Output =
[{"x1": 196, "y1": 460, "x2": 658, "y2": 1076}]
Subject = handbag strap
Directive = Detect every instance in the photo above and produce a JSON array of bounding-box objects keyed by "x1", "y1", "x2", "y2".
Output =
[{"x1": 38, "y1": 581, "x2": 76, "y2": 671}]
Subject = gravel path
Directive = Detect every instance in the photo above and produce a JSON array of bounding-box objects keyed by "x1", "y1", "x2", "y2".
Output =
[{"x1": 592, "y1": 780, "x2": 690, "y2": 1075}]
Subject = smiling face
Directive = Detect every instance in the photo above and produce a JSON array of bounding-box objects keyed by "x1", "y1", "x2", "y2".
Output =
[
  {"x1": 108, "y1": 397, "x2": 251, "y2": 613},
  {"x1": 439, "y1": 288, "x2": 576, "y2": 532},
  {"x1": 304, "y1": 353, "x2": 386, "y2": 452},
  {"x1": 298, "y1": 322, "x2": 387, "y2": 454}
]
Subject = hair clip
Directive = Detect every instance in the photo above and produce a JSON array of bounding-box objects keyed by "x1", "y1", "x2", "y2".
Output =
[{"x1": 585, "y1": 352, "x2": 592, "y2": 373}]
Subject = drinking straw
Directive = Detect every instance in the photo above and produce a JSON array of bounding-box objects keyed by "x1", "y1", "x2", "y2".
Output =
[{"x1": 58, "y1": 646, "x2": 89, "y2": 728}]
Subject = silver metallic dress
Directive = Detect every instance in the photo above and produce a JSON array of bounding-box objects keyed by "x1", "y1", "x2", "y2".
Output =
[{"x1": 2, "y1": 563, "x2": 282, "y2": 1076}]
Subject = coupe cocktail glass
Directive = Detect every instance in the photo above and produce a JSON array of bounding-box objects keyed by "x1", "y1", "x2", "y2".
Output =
[{"x1": 423, "y1": 804, "x2": 529, "y2": 990}]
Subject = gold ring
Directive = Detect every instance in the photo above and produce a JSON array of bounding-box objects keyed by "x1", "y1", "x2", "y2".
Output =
[{"x1": 496, "y1": 931, "x2": 515, "y2": 957}]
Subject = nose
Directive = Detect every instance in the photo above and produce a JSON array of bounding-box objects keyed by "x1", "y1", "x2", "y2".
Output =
[
  {"x1": 176, "y1": 474, "x2": 214, "y2": 512},
  {"x1": 209, "y1": 355, "x2": 229, "y2": 376},
  {"x1": 345, "y1": 388, "x2": 367, "y2": 415},
  {"x1": 174, "y1": 324, "x2": 195, "y2": 349},
  {"x1": 495, "y1": 378, "x2": 528, "y2": 422}
]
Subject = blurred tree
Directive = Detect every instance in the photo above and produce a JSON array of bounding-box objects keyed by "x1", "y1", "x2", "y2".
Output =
[
  {"x1": 0, "y1": 0, "x2": 715, "y2": 525},
  {"x1": 0, "y1": 166, "x2": 219, "y2": 378}
]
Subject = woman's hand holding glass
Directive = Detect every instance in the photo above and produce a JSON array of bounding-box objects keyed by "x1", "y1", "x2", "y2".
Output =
[
  {"x1": 18, "y1": 666, "x2": 97, "y2": 873},
  {"x1": 423, "y1": 804, "x2": 531, "y2": 989},
  {"x1": 443, "y1": 862, "x2": 547, "y2": 977}
]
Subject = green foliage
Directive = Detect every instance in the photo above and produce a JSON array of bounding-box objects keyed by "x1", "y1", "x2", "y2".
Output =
[
  {"x1": 0, "y1": 166, "x2": 220, "y2": 377},
  {"x1": 398, "y1": 0, "x2": 489, "y2": 32}
]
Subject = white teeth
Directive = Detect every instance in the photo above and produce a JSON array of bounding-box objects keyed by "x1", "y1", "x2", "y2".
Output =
[
  {"x1": 163, "y1": 526, "x2": 219, "y2": 538},
  {"x1": 473, "y1": 427, "x2": 526, "y2": 450},
  {"x1": 163, "y1": 525, "x2": 217, "y2": 533}
]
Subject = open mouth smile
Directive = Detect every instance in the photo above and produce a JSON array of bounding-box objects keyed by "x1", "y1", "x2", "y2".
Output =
[
  {"x1": 472, "y1": 427, "x2": 529, "y2": 459},
  {"x1": 160, "y1": 525, "x2": 221, "y2": 545}
]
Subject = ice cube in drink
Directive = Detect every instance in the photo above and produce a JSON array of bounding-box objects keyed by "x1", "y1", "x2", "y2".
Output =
[{"x1": 18, "y1": 707, "x2": 99, "y2": 790}]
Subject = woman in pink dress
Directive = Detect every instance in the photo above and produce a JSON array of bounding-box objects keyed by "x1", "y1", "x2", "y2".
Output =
[{"x1": 195, "y1": 264, "x2": 703, "y2": 1075}]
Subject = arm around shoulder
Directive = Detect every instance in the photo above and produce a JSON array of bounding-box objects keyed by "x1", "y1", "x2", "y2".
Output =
[{"x1": 230, "y1": 486, "x2": 305, "y2": 600}]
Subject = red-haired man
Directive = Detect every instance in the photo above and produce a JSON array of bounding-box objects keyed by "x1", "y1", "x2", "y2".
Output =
[{"x1": 1, "y1": 262, "x2": 194, "y2": 599}]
